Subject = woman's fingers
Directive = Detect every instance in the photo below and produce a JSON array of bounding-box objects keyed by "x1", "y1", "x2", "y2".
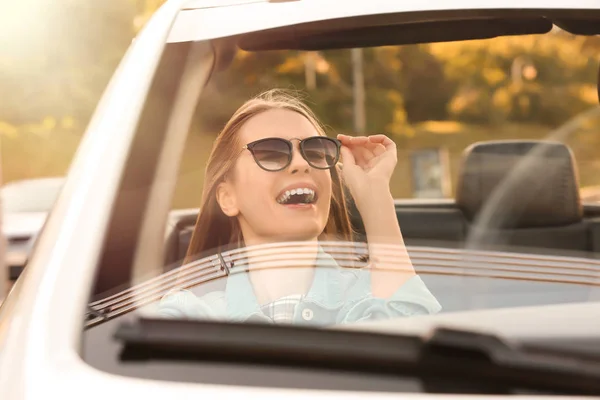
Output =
[
  {"x1": 354, "y1": 137, "x2": 387, "y2": 156},
  {"x1": 338, "y1": 135, "x2": 367, "y2": 165},
  {"x1": 369, "y1": 142, "x2": 387, "y2": 157},
  {"x1": 366, "y1": 135, "x2": 397, "y2": 162},
  {"x1": 342, "y1": 146, "x2": 369, "y2": 168},
  {"x1": 367, "y1": 134, "x2": 396, "y2": 152},
  {"x1": 338, "y1": 134, "x2": 395, "y2": 168},
  {"x1": 338, "y1": 134, "x2": 393, "y2": 152},
  {"x1": 339, "y1": 145, "x2": 356, "y2": 167},
  {"x1": 359, "y1": 147, "x2": 378, "y2": 168},
  {"x1": 338, "y1": 134, "x2": 368, "y2": 146},
  {"x1": 337, "y1": 134, "x2": 352, "y2": 142}
]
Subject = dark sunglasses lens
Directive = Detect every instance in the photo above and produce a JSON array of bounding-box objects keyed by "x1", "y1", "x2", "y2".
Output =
[
  {"x1": 251, "y1": 139, "x2": 291, "y2": 171},
  {"x1": 303, "y1": 137, "x2": 339, "y2": 169}
]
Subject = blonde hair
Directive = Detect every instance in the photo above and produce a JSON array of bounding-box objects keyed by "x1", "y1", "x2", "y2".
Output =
[{"x1": 184, "y1": 89, "x2": 353, "y2": 263}]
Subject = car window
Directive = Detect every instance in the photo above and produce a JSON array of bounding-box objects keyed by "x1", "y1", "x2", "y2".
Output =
[
  {"x1": 90, "y1": 31, "x2": 600, "y2": 327},
  {"x1": 83, "y1": 16, "x2": 600, "y2": 393}
]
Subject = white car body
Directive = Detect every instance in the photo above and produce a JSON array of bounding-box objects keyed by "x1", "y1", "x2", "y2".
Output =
[{"x1": 1, "y1": 0, "x2": 600, "y2": 399}]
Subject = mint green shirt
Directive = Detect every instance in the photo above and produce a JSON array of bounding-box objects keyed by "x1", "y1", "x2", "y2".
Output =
[{"x1": 158, "y1": 249, "x2": 442, "y2": 325}]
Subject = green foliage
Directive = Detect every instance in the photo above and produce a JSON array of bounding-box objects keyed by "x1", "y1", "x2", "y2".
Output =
[
  {"x1": 433, "y1": 33, "x2": 599, "y2": 125},
  {"x1": 396, "y1": 45, "x2": 455, "y2": 122},
  {"x1": 1, "y1": 0, "x2": 600, "y2": 198}
]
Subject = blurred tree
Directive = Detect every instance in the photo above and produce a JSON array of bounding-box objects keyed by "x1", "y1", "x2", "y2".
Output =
[
  {"x1": 0, "y1": 0, "x2": 135, "y2": 125},
  {"x1": 396, "y1": 45, "x2": 455, "y2": 123},
  {"x1": 431, "y1": 32, "x2": 598, "y2": 125},
  {"x1": 1, "y1": 0, "x2": 598, "y2": 195},
  {"x1": 0, "y1": 0, "x2": 139, "y2": 184}
]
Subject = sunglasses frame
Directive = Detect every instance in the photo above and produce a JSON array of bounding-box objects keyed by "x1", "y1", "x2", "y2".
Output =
[{"x1": 241, "y1": 136, "x2": 342, "y2": 172}]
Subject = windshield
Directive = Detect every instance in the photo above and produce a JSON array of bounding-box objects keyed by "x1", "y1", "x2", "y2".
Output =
[
  {"x1": 86, "y1": 29, "x2": 600, "y2": 334},
  {"x1": 1, "y1": 178, "x2": 63, "y2": 213},
  {"x1": 69, "y1": 6, "x2": 600, "y2": 392}
]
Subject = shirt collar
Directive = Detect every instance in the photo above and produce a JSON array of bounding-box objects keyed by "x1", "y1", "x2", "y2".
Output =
[{"x1": 224, "y1": 245, "x2": 348, "y2": 321}]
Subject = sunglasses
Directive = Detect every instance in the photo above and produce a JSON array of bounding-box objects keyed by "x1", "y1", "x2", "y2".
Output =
[{"x1": 240, "y1": 137, "x2": 341, "y2": 172}]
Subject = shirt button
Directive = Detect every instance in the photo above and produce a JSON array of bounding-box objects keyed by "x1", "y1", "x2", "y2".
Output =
[{"x1": 301, "y1": 308, "x2": 314, "y2": 321}]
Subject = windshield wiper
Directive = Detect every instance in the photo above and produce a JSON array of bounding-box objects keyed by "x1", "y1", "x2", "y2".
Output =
[
  {"x1": 115, "y1": 318, "x2": 600, "y2": 395},
  {"x1": 86, "y1": 305, "x2": 108, "y2": 323}
]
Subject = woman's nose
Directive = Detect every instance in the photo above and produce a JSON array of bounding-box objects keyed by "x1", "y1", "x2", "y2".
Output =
[{"x1": 288, "y1": 146, "x2": 310, "y2": 174}]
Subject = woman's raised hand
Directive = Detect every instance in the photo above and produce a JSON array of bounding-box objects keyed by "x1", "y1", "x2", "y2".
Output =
[{"x1": 337, "y1": 134, "x2": 397, "y2": 207}]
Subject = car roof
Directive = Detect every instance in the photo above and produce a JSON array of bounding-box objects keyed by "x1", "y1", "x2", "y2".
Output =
[{"x1": 169, "y1": 0, "x2": 600, "y2": 43}]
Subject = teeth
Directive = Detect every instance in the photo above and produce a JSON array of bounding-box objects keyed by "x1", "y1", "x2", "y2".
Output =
[{"x1": 277, "y1": 188, "x2": 316, "y2": 204}]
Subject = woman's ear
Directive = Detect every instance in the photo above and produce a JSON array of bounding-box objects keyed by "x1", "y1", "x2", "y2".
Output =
[{"x1": 216, "y1": 181, "x2": 239, "y2": 217}]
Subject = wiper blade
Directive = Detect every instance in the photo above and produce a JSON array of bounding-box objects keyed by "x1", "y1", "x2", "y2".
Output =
[
  {"x1": 86, "y1": 305, "x2": 108, "y2": 322},
  {"x1": 115, "y1": 318, "x2": 600, "y2": 395}
]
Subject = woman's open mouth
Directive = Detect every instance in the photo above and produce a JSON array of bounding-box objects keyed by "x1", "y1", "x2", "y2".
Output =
[{"x1": 276, "y1": 187, "x2": 318, "y2": 205}]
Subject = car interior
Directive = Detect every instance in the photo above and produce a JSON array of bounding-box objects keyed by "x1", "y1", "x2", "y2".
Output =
[
  {"x1": 84, "y1": 58, "x2": 600, "y2": 305},
  {"x1": 164, "y1": 139, "x2": 600, "y2": 274},
  {"x1": 73, "y1": 8, "x2": 600, "y2": 395},
  {"x1": 156, "y1": 10, "x2": 600, "y2": 279},
  {"x1": 83, "y1": 139, "x2": 600, "y2": 326},
  {"x1": 84, "y1": 139, "x2": 600, "y2": 392}
]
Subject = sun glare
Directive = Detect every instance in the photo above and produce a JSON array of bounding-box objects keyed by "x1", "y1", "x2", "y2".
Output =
[{"x1": 0, "y1": 0, "x2": 50, "y2": 56}]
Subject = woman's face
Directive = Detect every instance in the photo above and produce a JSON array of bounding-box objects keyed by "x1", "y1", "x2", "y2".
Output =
[{"x1": 219, "y1": 108, "x2": 333, "y2": 246}]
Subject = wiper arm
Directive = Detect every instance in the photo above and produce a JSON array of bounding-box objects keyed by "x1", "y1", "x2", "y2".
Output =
[
  {"x1": 115, "y1": 318, "x2": 600, "y2": 395},
  {"x1": 86, "y1": 305, "x2": 108, "y2": 323}
]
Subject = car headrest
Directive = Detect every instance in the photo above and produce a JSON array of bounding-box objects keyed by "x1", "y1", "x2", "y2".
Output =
[{"x1": 456, "y1": 140, "x2": 582, "y2": 228}]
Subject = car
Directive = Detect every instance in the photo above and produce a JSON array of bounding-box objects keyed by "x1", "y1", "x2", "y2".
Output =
[
  {"x1": 1, "y1": 177, "x2": 64, "y2": 296},
  {"x1": 2, "y1": 0, "x2": 600, "y2": 398},
  {"x1": 581, "y1": 185, "x2": 600, "y2": 202}
]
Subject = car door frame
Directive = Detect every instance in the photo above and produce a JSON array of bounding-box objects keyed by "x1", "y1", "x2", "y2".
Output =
[{"x1": 0, "y1": 1, "x2": 216, "y2": 397}]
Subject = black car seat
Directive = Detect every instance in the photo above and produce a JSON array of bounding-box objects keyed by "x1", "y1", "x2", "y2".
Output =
[
  {"x1": 455, "y1": 140, "x2": 588, "y2": 256},
  {"x1": 348, "y1": 185, "x2": 466, "y2": 248},
  {"x1": 163, "y1": 212, "x2": 199, "y2": 270},
  {"x1": 168, "y1": 140, "x2": 590, "y2": 268}
]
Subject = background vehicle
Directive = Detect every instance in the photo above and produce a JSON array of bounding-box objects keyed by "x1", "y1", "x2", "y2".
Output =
[
  {"x1": 1, "y1": 177, "x2": 64, "y2": 295},
  {"x1": 2, "y1": 0, "x2": 600, "y2": 398}
]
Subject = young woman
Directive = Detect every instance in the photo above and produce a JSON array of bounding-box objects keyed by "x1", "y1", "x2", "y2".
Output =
[{"x1": 158, "y1": 89, "x2": 441, "y2": 325}]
